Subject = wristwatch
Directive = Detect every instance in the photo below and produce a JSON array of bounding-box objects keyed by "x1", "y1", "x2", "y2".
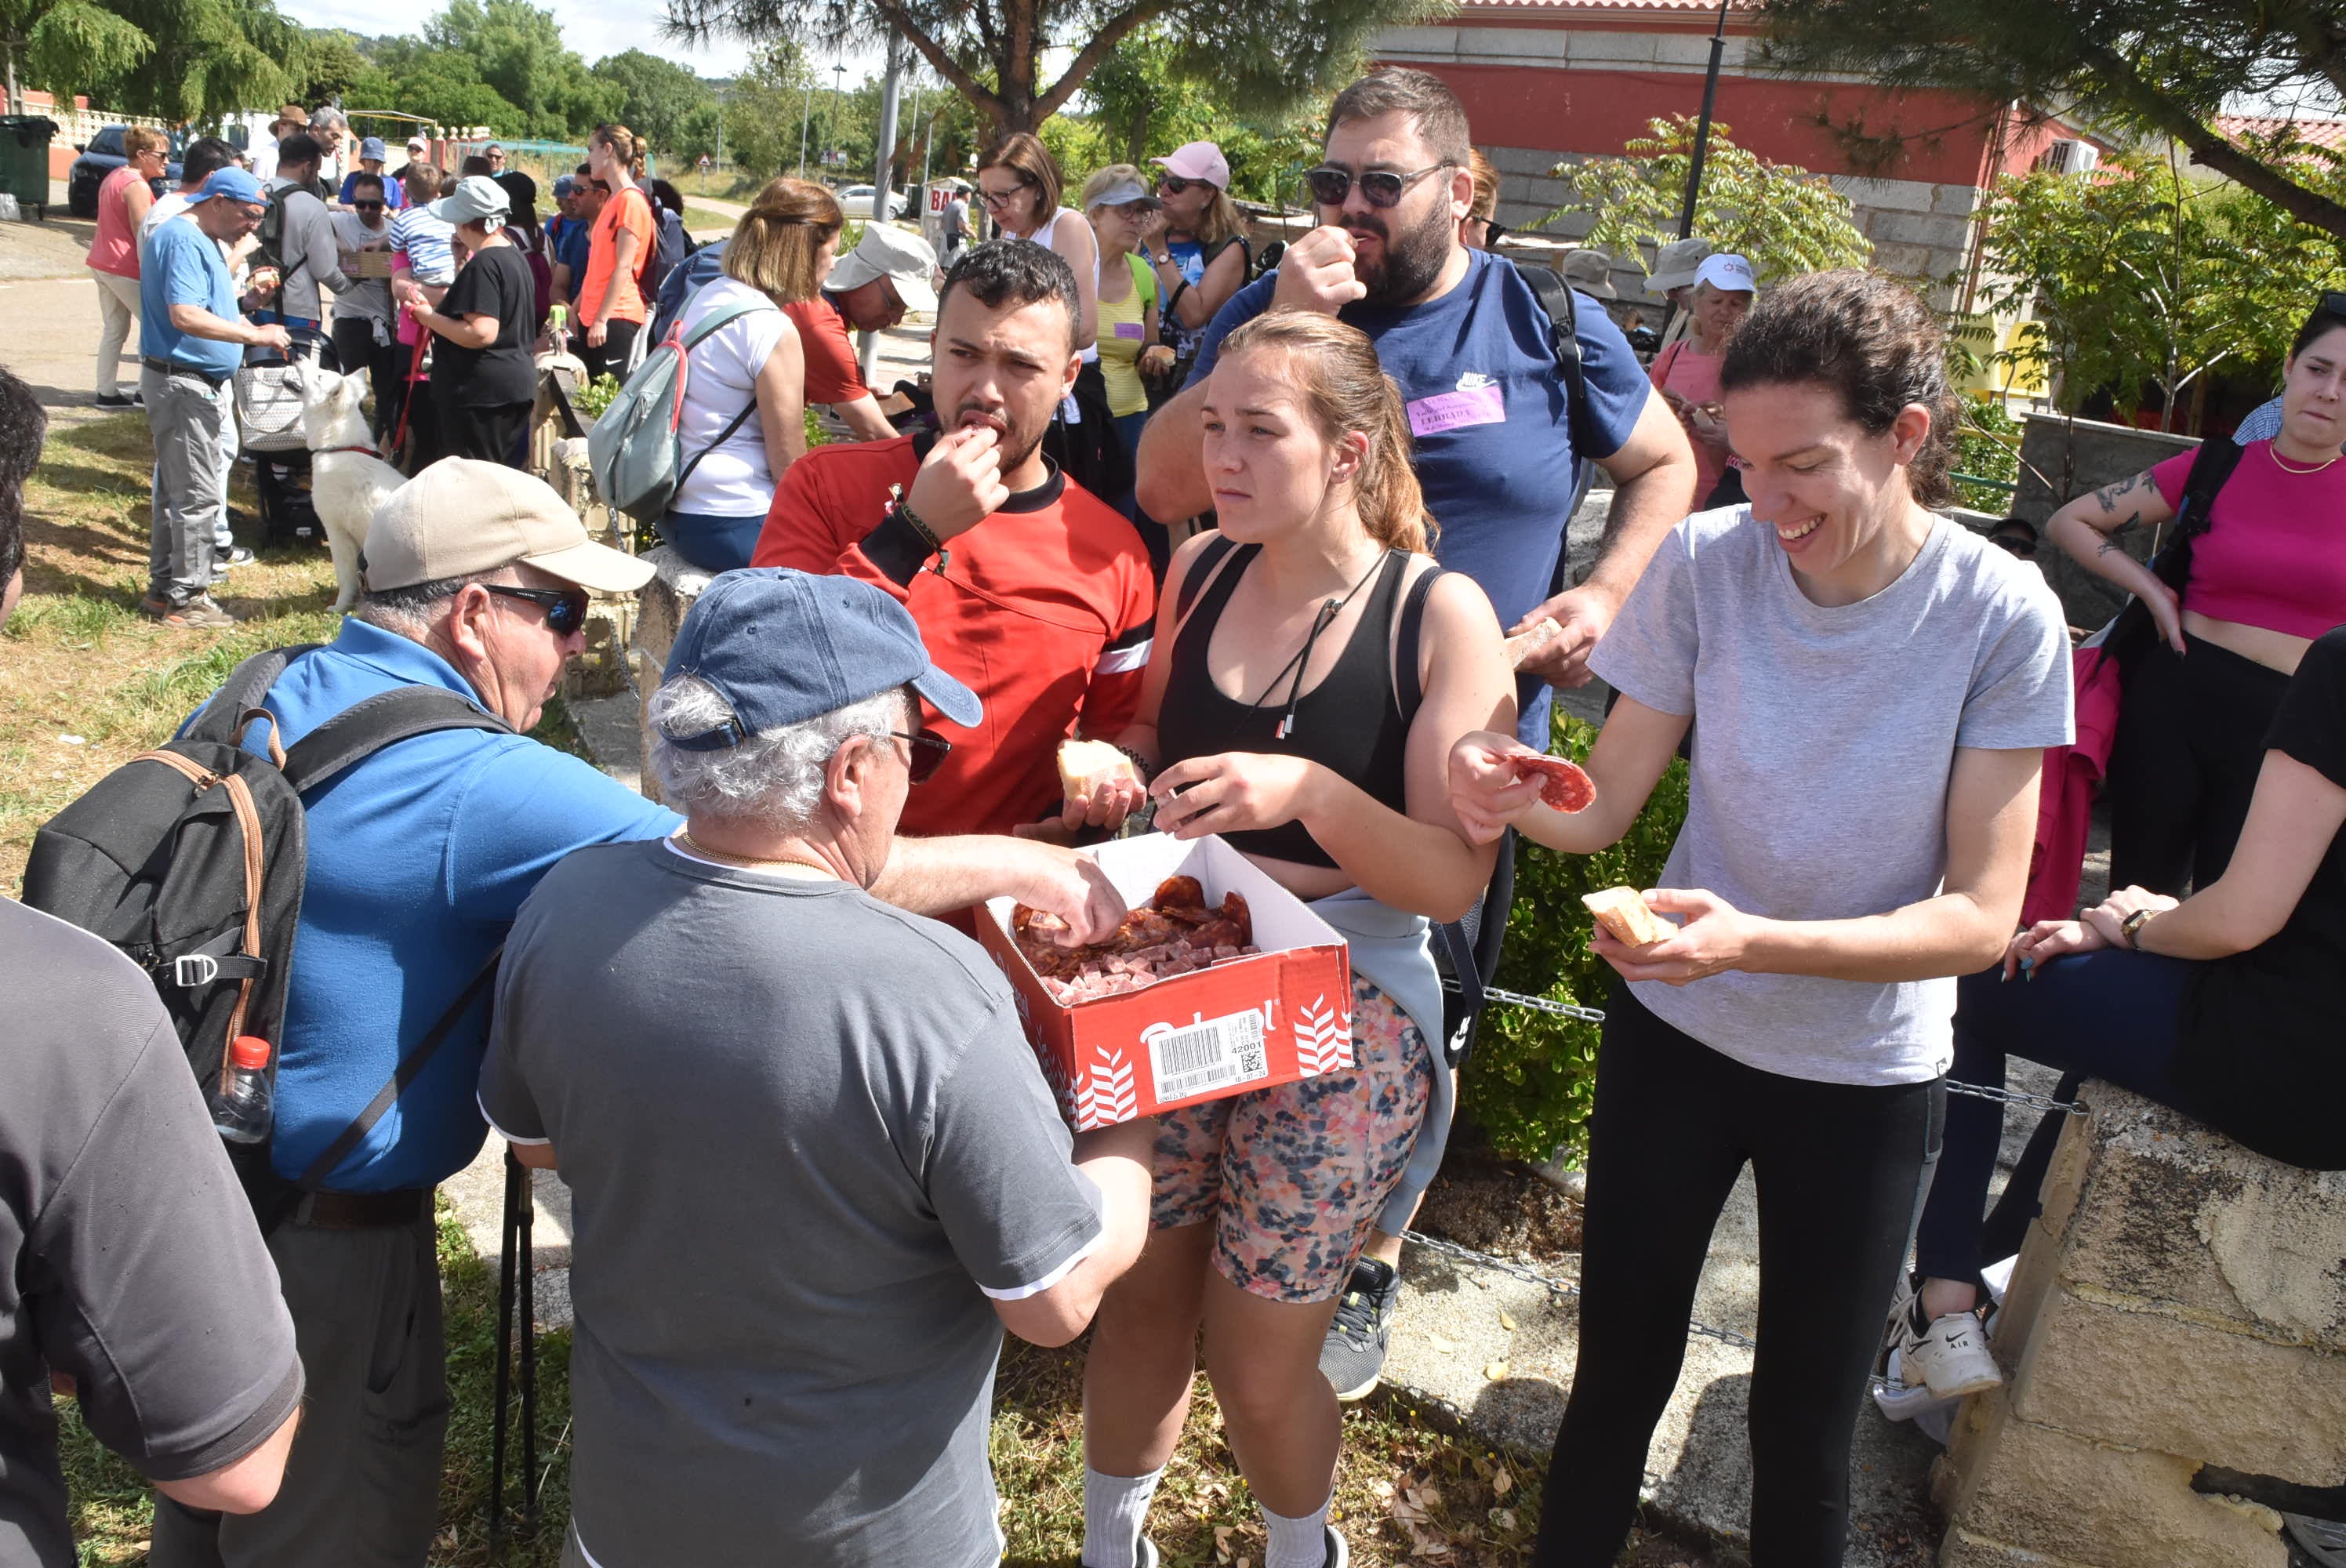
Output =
[
  {"x1": 2119, "y1": 907, "x2": 2155, "y2": 949},
  {"x1": 1149, "y1": 252, "x2": 1174, "y2": 268}
]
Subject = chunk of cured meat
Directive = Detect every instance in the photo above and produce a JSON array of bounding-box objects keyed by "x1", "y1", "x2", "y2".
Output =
[{"x1": 1511, "y1": 753, "x2": 1596, "y2": 813}]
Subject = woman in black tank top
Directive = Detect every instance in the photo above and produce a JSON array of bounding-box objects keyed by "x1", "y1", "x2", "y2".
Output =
[{"x1": 1062, "y1": 313, "x2": 1515, "y2": 1568}]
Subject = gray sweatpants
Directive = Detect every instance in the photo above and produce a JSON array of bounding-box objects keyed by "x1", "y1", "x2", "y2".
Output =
[
  {"x1": 147, "y1": 1207, "x2": 449, "y2": 1568},
  {"x1": 143, "y1": 363, "x2": 233, "y2": 605}
]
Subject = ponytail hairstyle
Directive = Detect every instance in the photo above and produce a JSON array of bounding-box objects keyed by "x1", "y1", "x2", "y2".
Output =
[
  {"x1": 1215, "y1": 311, "x2": 1436, "y2": 554},
  {"x1": 1719, "y1": 269, "x2": 1959, "y2": 508},
  {"x1": 590, "y1": 123, "x2": 647, "y2": 180}
]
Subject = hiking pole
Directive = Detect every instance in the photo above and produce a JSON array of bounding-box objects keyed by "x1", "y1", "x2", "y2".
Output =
[
  {"x1": 518, "y1": 1151, "x2": 539, "y2": 1534},
  {"x1": 488, "y1": 1149, "x2": 522, "y2": 1554}
]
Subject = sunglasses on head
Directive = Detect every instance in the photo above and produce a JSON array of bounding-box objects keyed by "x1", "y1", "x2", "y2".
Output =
[
  {"x1": 2322, "y1": 290, "x2": 2346, "y2": 318},
  {"x1": 891, "y1": 728, "x2": 951, "y2": 784},
  {"x1": 1305, "y1": 162, "x2": 1454, "y2": 209},
  {"x1": 485, "y1": 583, "x2": 590, "y2": 637}
]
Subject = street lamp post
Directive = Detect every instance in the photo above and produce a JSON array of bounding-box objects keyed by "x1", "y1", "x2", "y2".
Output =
[
  {"x1": 1676, "y1": 0, "x2": 1734, "y2": 239},
  {"x1": 797, "y1": 74, "x2": 814, "y2": 176}
]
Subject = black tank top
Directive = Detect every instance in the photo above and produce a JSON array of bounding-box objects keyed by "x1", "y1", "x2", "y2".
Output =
[{"x1": 1156, "y1": 540, "x2": 1426, "y2": 870}]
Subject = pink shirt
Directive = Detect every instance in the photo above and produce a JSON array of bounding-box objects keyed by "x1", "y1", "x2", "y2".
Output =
[
  {"x1": 2151, "y1": 440, "x2": 2346, "y2": 641},
  {"x1": 88, "y1": 165, "x2": 145, "y2": 278},
  {"x1": 1652, "y1": 339, "x2": 1730, "y2": 504}
]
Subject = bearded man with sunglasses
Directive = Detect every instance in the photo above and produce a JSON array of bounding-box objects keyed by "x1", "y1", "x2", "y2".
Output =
[{"x1": 1132, "y1": 66, "x2": 1698, "y2": 1404}]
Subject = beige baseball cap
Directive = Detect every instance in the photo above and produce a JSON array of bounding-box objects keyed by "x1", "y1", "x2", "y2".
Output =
[{"x1": 363, "y1": 459, "x2": 656, "y2": 595}]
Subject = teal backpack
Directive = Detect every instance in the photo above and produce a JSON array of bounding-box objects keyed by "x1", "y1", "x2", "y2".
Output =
[{"x1": 587, "y1": 297, "x2": 775, "y2": 523}]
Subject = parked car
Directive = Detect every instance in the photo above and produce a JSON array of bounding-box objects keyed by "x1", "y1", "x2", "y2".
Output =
[
  {"x1": 837, "y1": 183, "x2": 908, "y2": 219},
  {"x1": 67, "y1": 125, "x2": 183, "y2": 219}
]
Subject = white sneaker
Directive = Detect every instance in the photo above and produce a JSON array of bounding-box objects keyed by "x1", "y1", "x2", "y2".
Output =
[{"x1": 1896, "y1": 1302, "x2": 2004, "y2": 1399}]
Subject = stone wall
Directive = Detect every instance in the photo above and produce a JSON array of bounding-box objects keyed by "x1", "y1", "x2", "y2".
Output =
[
  {"x1": 2012, "y1": 414, "x2": 2199, "y2": 630},
  {"x1": 1476, "y1": 146, "x2": 1979, "y2": 307},
  {"x1": 626, "y1": 547, "x2": 714, "y2": 807},
  {"x1": 1934, "y1": 1084, "x2": 2346, "y2": 1568},
  {"x1": 542, "y1": 434, "x2": 635, "y2": 702}
]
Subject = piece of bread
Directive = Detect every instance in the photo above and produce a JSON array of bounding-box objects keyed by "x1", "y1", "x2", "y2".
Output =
[
  {"x1": 1582, "y1": 887, "x2": 1671, "y2": 946},
  {"x1": 1504, "y1": 616, "x2": 1564, "y2": 670},
  {"x1": 1058, "y1": 738, "x2": 1130, "y2": 797}
]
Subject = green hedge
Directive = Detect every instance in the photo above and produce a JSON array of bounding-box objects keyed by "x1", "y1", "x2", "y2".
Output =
[{"x1": 1461, "y1": 711, "x2": 1690, "y2": 1164}]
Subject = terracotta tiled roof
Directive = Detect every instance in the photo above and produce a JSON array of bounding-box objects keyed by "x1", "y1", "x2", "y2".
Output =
[{"x1": 2213, "y1": 114, "x2": 2346, "y2": 151}]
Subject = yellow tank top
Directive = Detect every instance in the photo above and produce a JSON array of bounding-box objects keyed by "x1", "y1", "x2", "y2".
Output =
[{"x1": 1096, "y1": 254, "x2": 1157, "y2": 418}]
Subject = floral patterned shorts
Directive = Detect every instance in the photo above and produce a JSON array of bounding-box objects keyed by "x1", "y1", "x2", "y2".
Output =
[{"x1": 1150, "y1": 975, "x2": 1434, "y2": 1304}]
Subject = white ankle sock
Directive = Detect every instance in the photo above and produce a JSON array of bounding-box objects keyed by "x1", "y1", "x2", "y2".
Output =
[
  {"x1": 1080, "y1": 1464, "x2": 1164, "y2": 1568},
  {"x1": 1262, "y1": 1495, "x2": 1331, "y2": 1568}
]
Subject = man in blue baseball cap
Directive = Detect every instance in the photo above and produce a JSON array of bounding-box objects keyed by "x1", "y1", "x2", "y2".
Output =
[
  {"x1": 479, "y1": 566, "x2": 1157, "y2": 1568},
  {"x1": 136, "y1": 167, "x2": 292, "y2": 628}
]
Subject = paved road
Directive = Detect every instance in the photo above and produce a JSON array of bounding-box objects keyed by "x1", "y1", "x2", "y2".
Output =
[{"x1": 2, "y1": 273, "x2": 122, "y2": 433}]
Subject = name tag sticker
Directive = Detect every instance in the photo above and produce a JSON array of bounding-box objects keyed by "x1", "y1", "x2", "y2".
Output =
[
  {"x1": 1113, "y1": 321, "x2": 1144, "y2": 339},
  {"x1": 1406, "y1": 383, "x2": 1505, "y2": 437}
]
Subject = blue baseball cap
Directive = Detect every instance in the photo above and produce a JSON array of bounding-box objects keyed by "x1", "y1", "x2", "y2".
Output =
[
  {"x1": 197, "y1": 167, "x2": 265, "y2": 206},
  {"x1": 553, "y1": 172, "x2": 576, "y2": 198},
  {"x1": 359, "y1": 136, "x2": 387, "y2": 162},
  {"x1": 660, "y1": 568, "x2": 981, "y2": 750}
]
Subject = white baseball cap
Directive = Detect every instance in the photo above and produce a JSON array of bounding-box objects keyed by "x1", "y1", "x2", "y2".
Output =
[
  {"x1": 826, "y1": 221, "x2": 939, "y2": 312},
  {"x1": 1694, "y1": 252, "x2": 1757, "y2": 293},
  {"x1": 406, "y1": 134, "x2": 428, "y2": 152}
]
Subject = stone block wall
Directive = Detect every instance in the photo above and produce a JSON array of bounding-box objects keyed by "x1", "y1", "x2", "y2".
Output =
[
  {"x1": 2011, "y1": 414, "x2": 2199, "y2": 630},
  {"x1": 626, "y1": 546, "x2": 716, "y2": 806},
  {"x1": 1934, "y1": 1084, "x2": 2346, "y2": 1568},
  {"x1": 542, "y1": 432, "x2": 635, "y2": 702}
]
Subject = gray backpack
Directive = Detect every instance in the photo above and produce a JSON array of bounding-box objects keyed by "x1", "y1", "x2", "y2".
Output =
[{"x1": 587, "y1": 297, "x2": 775, "y2": 522}]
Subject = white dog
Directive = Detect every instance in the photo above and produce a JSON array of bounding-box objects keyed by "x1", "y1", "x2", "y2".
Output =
[{"x1": 300, "y1": 367, "x2": 405, "y2": 612}]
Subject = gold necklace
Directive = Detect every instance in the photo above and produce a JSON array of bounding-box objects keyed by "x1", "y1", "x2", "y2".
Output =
[
  {"x1": 675, "y1": 831, "x2": 836, "y2": 877},
  {"x1": 2268, "y1": 442, "x2": 2341, "y2": 476}
]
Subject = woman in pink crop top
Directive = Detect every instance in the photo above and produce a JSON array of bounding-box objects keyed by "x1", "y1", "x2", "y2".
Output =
[
  {"x1": 2045, "y1": 299, "x2": 2346, "y2": 893},
  {"x1": 85, "y1": 127, "x2": 167, "y2": 408}
]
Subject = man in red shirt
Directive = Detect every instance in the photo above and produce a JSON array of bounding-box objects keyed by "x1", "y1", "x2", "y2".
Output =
[
  {"x1": 786, "y1": 223, "x2": 939, "y2": 441},
  {"x1": 756, "y1": 241, "x2": 1156, "y2": 841}
]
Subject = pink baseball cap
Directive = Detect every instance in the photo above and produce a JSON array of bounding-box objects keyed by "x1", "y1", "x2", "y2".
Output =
[{"x1": 1151, "y1": 141, "x2": 1229, "y2": 189}]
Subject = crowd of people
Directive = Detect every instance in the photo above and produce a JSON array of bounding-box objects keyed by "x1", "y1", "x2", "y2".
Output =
[{"x1": 11, "y1": 63, "x2": 2344, "y2": 1568}]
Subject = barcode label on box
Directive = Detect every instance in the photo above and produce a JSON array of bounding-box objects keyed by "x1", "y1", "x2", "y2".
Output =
[{"x1": 1148, "y1": 1009, "x2": 1270, "y2": 1102}]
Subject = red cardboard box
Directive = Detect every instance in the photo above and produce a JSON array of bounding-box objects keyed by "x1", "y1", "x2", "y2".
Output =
[{"x1": 979, "y1": 833, "x2": 1354, "y2": 1130}]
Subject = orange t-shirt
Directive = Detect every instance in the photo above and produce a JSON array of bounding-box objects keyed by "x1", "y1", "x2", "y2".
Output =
[{"x1": 581, "y1": 185, "x2": 655, "y2": 325}]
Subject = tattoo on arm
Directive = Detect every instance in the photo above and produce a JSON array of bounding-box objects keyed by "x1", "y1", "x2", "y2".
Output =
[
  {"x1": 2095, "y1": 510, "x2": 2141, "y2": 557},
  {"x1": 2087, "y1": 471, "x2": 2146, "y2": 515}
]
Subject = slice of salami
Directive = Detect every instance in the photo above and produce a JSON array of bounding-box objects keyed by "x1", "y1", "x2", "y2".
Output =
[{"x1": 1513, "y1": 754, "x2": 1596, "y2": 813}]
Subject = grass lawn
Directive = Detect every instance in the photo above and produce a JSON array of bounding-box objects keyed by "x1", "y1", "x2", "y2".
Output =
[
  {"x1": 17, "y1": 412, "x2": 1712, "y2": 1568},
  {"x1": 681, "y1": 202, "x2": 741, "y2": 238}
]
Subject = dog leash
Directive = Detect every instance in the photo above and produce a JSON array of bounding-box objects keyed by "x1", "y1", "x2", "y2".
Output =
[{"x1": 390, "y1": 333, "x2": 430, "y2": 470}]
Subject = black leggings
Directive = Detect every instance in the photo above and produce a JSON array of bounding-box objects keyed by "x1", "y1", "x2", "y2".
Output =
[
  {"x1": 1534, "y1": 987, "x2": 1944, "y2": 1568},
  {"x1": 2108, "y1": 633, "x2": 2290, "y2": 894}
]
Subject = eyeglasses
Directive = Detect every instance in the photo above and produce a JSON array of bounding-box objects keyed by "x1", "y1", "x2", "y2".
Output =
[
  {"x1": 484, "y1": 583, "x2": 590, "y2": 637},
  {"x1": 1157, "y1": 174, "x2": 1211, "y2": 196},
  {"x1": 354, "y1": 200, "x2": 385, "y2": 212},
  {"x1": 976, "y1": 183, "x2": 1029, "y2": 210},
  {"x1": 1304, "y1": 162, "x2": 1454, "y2": 209},
  {"x1": 891, "y1": 728, "x2": 951, "y2": 784}
]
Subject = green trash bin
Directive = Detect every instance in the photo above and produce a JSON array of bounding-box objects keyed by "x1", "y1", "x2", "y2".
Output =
[{"x1": 0, "y1": 116, "x2": 60, "y2": 222}]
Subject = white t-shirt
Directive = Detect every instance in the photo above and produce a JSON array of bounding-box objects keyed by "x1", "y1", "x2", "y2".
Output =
[
  {"x1": 1589, "y1": 506, "x2": 2073, "y2": 1086},
  {"x1": 1030, "y1": 206, "x2": 1099, "y2": 365},
  {"x1": 670, "y1": 275, "x2": 790, "y2": 518}
]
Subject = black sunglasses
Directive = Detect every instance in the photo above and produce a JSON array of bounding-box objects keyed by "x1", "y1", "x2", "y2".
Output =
[
  {"x1": 1305, "y1": 162, "x2": 1454, "y2": 209},
  {"x1": 485, "y1": 583, "x2": 590, "y2": 636},
  {"x1": 892, "y1": 728, "x2": 951, "y2": 784},
  {"x1": 353, "y1": 200, "x2": 385, "y2": 211},
  {"x1": 2322, "y1": 290, "x2": 2346, "y2": 318},
  {"x1": 1476, "y1": 216, "x2": 1511, "y2": 246},
  {"x1": 1157, "y1": 173, "x2": 1211, "y2": 196},
  {"x1": 1990, "y1": 534, "x2": 2038, "y2": 560}
]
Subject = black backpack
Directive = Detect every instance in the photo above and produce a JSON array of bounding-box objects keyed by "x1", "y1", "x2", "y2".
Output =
[
  {"x1": 21, "y1": 646, "x2": 512, "y2": 1222},
  {"x1": 2093, "y1": 434, "x2": 2244, "y2": 677}
]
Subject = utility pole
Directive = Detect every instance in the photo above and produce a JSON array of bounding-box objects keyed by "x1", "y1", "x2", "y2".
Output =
[
  {"x1": 859, "y1": 33, "x2": 907, "y2": 382},
  {"x1": 829, "y1": 62, "x2": 846, "y2": 172},
  {"x1": 1676, "y1": 0, "x2": 1734, "y2": 239},
  {"x1": 797, "y1": 72, "x2": 813, "y2": 176}
]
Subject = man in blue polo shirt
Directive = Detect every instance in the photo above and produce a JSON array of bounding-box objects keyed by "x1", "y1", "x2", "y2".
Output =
[
  {"x1": 1133, "y1": 67, "x2": 1698, "y2": 1405},
  {"x1": 138, "y1": 166, "x2": 290, "y2": 630}
]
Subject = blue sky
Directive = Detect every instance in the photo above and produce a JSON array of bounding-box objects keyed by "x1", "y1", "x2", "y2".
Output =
[{"x1": 281, "y1": 0, "x2": 889, "y2": 83}]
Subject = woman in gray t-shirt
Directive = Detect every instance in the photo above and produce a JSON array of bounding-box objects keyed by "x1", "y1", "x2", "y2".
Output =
[{"x1": 1450, "y1": 270, "x2": 2073, "y2": 1568}]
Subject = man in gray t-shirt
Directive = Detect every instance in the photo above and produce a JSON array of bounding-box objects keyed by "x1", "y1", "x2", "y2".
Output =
[
  {"x1": 2, "y1": 903, "x2": 305, "y2": 1568},
  {"x1": 480, "y1": 569, "x2": 1154, "y2": 1568}
]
